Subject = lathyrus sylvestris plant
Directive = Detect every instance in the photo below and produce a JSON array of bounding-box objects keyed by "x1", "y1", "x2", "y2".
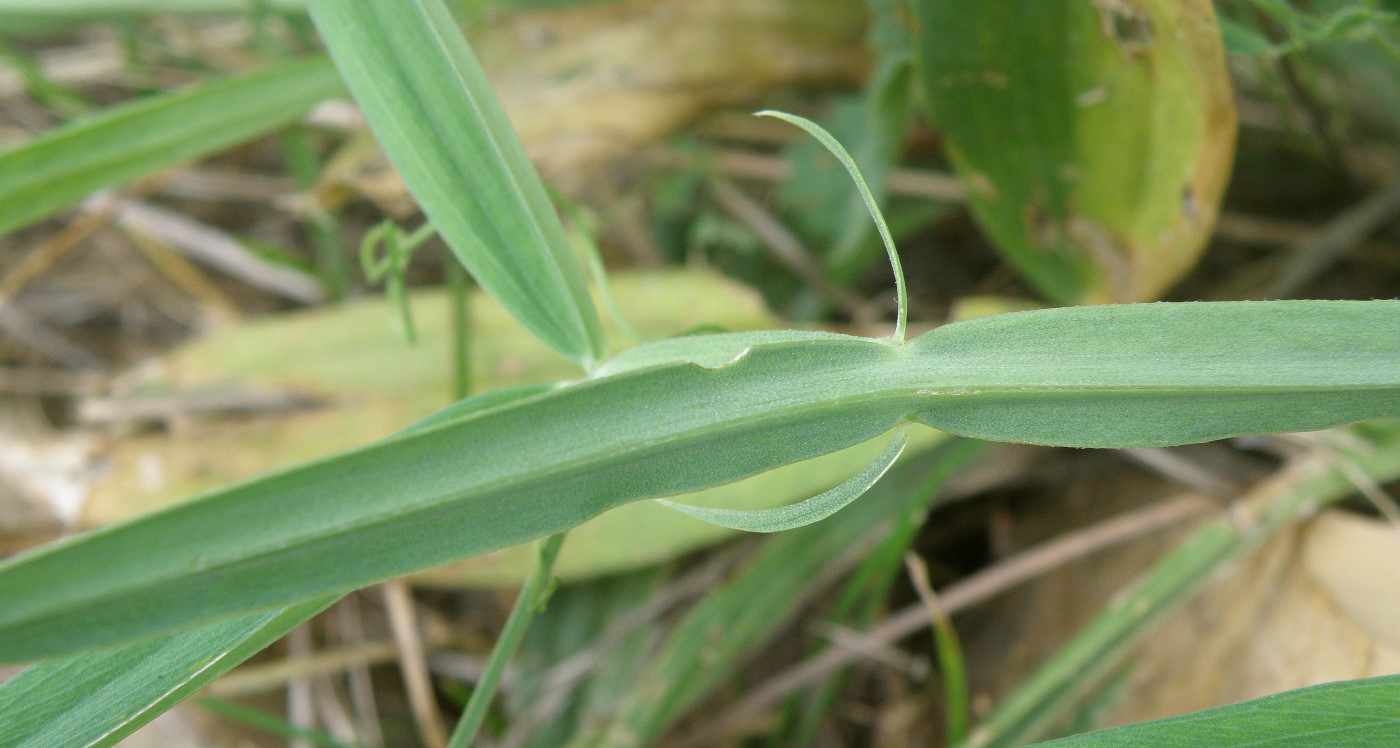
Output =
[{"x1": 0, "y1": 2, "x2": 1395, "y2": 747}]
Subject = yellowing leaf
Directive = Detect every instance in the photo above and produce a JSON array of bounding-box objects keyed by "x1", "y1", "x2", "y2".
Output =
[{"x1": 915, "y1": 0, "x2": 1237, "y2": 303}]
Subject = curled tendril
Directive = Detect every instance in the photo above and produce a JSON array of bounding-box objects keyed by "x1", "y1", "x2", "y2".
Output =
[{"x1": 359, "y1": 220, "x2": 435, "y2": 343}]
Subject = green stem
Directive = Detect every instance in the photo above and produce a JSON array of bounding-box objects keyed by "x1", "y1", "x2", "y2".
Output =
[
  {"x1": 446, "y1": 532, "x2": 567, "y2": 747},
  {"x1": 282, "y1": 127, "x2": 350, "y2": 300},
  {"x1": 448, "y1": 261, "x2": 471, "y2": 400}
]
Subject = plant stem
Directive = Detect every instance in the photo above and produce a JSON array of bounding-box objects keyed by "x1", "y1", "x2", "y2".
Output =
[
  {"x1": 447, "y1": 532, "x2": 567, "y2": 747},
  {"x1": 282, "y1": 127, "x2": 350, "y2": 300},
  {"x1": 448, "y1": 261, "x2": 471, "y2": 400}
]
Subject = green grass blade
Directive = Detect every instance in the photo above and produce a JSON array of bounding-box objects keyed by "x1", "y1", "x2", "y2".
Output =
[
  {"x1": 657, "y1": 424, "x2": 909, "y2": 532},
  {"x1": 0, "y1": 596, "x2": 335, "y2": 748},
  {"x1": 1030, "y1": 675, "x2": 1400, "y2": 747},
  {"x1": 0, "y1": 301, "x2": 1395, "y2": 662},
  {"x1": 304, "y1": 0, "x2": 606, "y2": 368},
  {"x1": 0, "y1": 55, "x2": 341, "y2": 238}
]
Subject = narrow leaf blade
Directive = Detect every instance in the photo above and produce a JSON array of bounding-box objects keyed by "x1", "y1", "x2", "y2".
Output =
[{"x1": 304, "y1": 0, "x2": 606, "y2": 366}]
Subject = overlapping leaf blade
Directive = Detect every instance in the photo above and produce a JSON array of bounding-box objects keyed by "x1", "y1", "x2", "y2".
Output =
[
  {"x1": 0, "y1": 56, "x2": 341, "y2": 237},
  {"x1": 304, "y1": 0, "x2": 606, "y2": 367},
  {"x1": 0, "y1": 300, "x2": 1395, "y2": 662},
  {"x1": 657, "y1": 425, "x2": 910, "y2": 532},
  {"x1": 0, "y1": 596, "x2": 335, "y2": 748}
]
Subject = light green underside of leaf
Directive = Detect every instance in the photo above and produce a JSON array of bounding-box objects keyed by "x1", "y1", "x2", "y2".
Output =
[{"x1": 657, "y1": 425, "x2": 909, "y2": 532}]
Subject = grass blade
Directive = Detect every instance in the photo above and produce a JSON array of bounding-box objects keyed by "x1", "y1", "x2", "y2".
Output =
[
  {"x1": 0, "y1": 596, "x2": 336, "y2": 748},
  {"x1": 1030, "y1": 675, "x2": 1400, "y2": 747},
  {"x1": 657, "y1": 424, "x2": 909, "y2": 532},
  {"x1": 0, "y1": 55, "x2": 341, "y2": 237},
  {"x1": 0, "y1": 301, "x2": 1395, "y2": 662},
  {"x1": 0, "y1": 380, "x2": 551, "y2": 745},
  {"x1": 304, "y1": 0, "x2": 606, "y2": 368}
]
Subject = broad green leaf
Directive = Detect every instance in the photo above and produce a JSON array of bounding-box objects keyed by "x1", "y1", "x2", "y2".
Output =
[
  {"x1": 0, "y1": 596, "x2": 335, "y2": 748},
  {"x1": 657, "y1": 424, "x2": 909, "y2": 532},
  {"x1": 1031, "y1": 675, "x2": 1400, "y2": 747},
  {"x1": 304, "y1": 0, "x2": 606, "y2": 367},
  {"x1": 0, "y1": 301, "x2": 1396, "y2": 661},
  {"x1": 913, "y1": 0, "x2": 1237, "y2": 304},
  {"x1": 0, "y1": 56, "x2": 341, "y2": 238}
]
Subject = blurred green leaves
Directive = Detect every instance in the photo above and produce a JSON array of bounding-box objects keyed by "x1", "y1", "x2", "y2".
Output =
[{"x1": 0, "y1": 55, "x2": 341, "y2": 238}]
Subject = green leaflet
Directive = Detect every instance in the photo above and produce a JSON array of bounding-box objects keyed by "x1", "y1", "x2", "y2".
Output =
[
  {"x1": 1030, "y1": 675, "x2": 1400, "y2": 747},
  {"x1": 304, "y1": 0, "x2": 606, "y2": 368},
  {"x1": 0, "y1": 56, "x2": 342, "y2": 238},
  {"x1": 0, "y1": 596, "x2": 336, "y2": 748},
  {"x1": 657, "y1": 424, "x2": 909, "y2": 532},
  {"x1": 0, "y1": 300, "x2": 1396, "y2": 662}
]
